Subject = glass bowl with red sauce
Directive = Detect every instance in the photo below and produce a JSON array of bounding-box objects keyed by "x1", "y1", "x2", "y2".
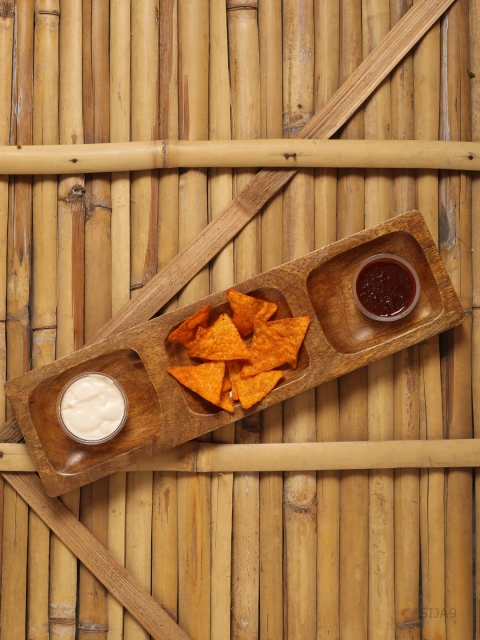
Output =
[{"x1": 352, "y1": 254, "x2": 420, "y2": 322}]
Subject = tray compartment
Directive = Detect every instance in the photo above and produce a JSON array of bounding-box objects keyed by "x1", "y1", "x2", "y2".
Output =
[
  {"x1": 164, "y1": 286, "x2": 311, "y2": 415},
  {"x1": 28, "y1": 348, "x2": 163, "y2": 474},
  {"x1": 306, "y1": 230, "x2": 444, "y2": 354}
]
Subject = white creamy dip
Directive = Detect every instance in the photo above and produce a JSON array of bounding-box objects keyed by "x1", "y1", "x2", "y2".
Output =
[{"x1": 59, "y1": 373, "x2": 127, "y2": 443}]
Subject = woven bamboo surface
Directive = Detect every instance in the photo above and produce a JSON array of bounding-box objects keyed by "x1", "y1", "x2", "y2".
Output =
[{"x1": 0, "y1": 0, "x2": 479, "y2": 639}]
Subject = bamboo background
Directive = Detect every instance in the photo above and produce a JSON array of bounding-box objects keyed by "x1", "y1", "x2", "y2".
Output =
[{"x1": 0, "y1": 0, "x2": 478, "y2": 639}]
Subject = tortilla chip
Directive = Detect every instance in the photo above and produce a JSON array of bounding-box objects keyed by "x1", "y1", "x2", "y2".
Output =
[
  {"x1": 221, "y1": 376, "x2": 232, "y2": 393},
  {"x1": 167, "y1": 304, "x2": 211, "y2": 349},
  {"x1": 226, "y1": 359, "x2": 243, "y2": 401},
  {"x1": 227, "y1": 288, "x2": 277, "y2": 336},
  {"x1": 241, "y1": 319, "x2": 297, "y2": 377},
  {"x1": 188, "y1": 313, "x2": 250, "y2": 361},
  {"x1": 167, "y1": 361, "x2": 225, "y2": 405},
  {"x1": 236, "y1": 370, "x2": 284, "y2": 409},
  {"x1": 267, "y1": 316, "x2": 310, "y2": 368},
  {"x1": 216, "y1": 390, "x2": 235, "y2": 413}
]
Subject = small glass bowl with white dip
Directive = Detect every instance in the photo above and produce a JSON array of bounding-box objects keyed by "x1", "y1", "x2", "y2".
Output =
[{"x1": 56, "y1": 372, "x2": 128, "y2": 445}]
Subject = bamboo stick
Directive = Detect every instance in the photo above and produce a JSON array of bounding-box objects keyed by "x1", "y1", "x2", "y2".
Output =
[
  {"x1": 337, "y1": 0, "x2": 368, "y2": 636},
  {"x1": 3, "y1": 138, "x2": 480, "y2": 173},
  {"x1": 439, "y1": 0, "x2": 474, "y2": 637},
  {"x1": 29, "y1": 3, "x2": 60, "y2": 637},
  {"x1": 107, "y1": 4, "x2": 130, "y2": 636},
  {"x1": 177, "y1": 2, "x2": 211, "y2": 639},
  {"x1": 413, "y1": 4, "x2": 445, "y2": 639},
  {"x1": 2, "y1": 3, "x2": 33, "y2": 638},
  {"x1": 258, "y1": 2, "x2": 283, "y2": 638},
  {"x1": 9, "y1": 439, "x2": 480, "y2": 473},
  {"x1": 130, "y1": 0, "x2": 158, "y2": 293},
  {"x1": 110, "y1": 0, "x2": 130, "y2": 315},
  {"x1": 361, "y1": 1, "x2": 395, "y2": 638},
  {"x1": 152, "y1": 0, "x2": 179, "y2": 630},
  {"x1": 282, "y1": 3, "x2": 317, "y2": 639},
  {"x1": 226, "y1": 3, "x2": 262, "y2": 638},
  {"x1": 78, "y1": 1, "x2": 111, "y2": 637},
  {"x1": 208, "y1": 2, "x2": 234, "y2": 639},
  {"x1": 314, "y1": 0, "x2": 340, "y2": 636},
  {"x1": 50, "y1": 0, "x2": 84, "y2": 637}
]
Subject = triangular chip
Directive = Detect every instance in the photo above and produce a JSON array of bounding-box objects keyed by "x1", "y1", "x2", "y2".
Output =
[
  {"x1": 241, "y1": 319, "x2": 297, "y2": 377},
  {"x1": 167, "y1": 362, "x2": 225, "y2": 405},
  {"x1": 267, "y1": 316, "x2": 310, "y2": 369},
  {"x1": 221, "y1": 376, "x2": 232, "y2": 393},
  {"x1": 226, "y1": 359, "x2": 244, "y2": 401},
  {"x1": 227, "y1": 289, "x2": 277, "y2": 337},
  {"x1": 167, "y1": 304, "x2": 211, "y2": 349},
  {"x1": 216, "y1": 390, "x2": 235, "y2": 413},
  {"x1": 236, "y1": 370, "x2": 284, "y2": 409},
  {"x1": 188, "y1": 313, "x2": 250, "y2": 361}
]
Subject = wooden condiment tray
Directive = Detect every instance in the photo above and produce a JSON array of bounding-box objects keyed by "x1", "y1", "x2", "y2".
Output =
[{"x1": 5, "y1": 210, "x2": 464, "y2": 496}]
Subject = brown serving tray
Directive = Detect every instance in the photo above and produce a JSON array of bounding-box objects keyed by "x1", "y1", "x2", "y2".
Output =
[{"x1": 5, "y1": 210, "x2": 464, "y2": 497}]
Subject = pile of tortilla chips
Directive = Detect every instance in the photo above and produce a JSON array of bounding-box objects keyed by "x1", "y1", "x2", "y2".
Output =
[{"x1": 167, "y1": 289, "x2": 310, "y2": 412}]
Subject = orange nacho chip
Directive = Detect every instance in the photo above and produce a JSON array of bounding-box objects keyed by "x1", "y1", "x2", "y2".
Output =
[
  {"x1": 221, "y1": 376, "x2": 232, "y2": 393},
  {"x1": 267, "y1": 316, "x2": 310, "y2": 369},
  {"x1": 241, "y1": 319, "x2": 297, "y2": 377},
  {"x1": 227, "y1": 289, "x2": 277, "y2": 337},
  {"x1": 167, "y1": 361, "x2": 225, "y2": 405},
  {"x1": 188, "y1": 313, "x2": 250, "y2": 361},
  {"x1": 226, "y1": 359, "x2": 244, "y2": 401},
  {"x1": 216, "y1": 390, "x2": 235, "y2": 413},
  {"x1": 168, "y1": 304, "x2": 211, "y2": 349},
  {"x1": 236, "y1": 370, "x2": 284, "y2": 409}
]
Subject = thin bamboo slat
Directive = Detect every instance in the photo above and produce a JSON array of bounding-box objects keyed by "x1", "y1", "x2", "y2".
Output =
[
  {"x1": 439, "y1": 0, "x2": 474, "y2": 637},
  {"x1": 152, "y1": 0, "x2": 179, "y2": 630},
  {"x1": 29, "y1": 3, "x2": 60, "y2": 638},
  {"x1": 208, "y1": 2, "x2": 234, "y2": 639},
  {"x1": 282, "y1": 3, "x2": 317, "y2": 639},
  {"x1": 258, "y1": 2, "x2": 283, "y2": 639},
  {"x1": 314, "y1": 0, "x2": 340, "y2": 636},
  {"x1": 362, "y1": 1, "x2": 395, "y2": 638},
  {"x1": 177, "y1": 2, "x2": 211, "y2": 639}
]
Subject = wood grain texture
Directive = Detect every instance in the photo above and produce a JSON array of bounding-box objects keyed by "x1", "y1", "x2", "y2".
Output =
[{"x1": 5, "y1": 211, "x2": 465, "y2": 496}]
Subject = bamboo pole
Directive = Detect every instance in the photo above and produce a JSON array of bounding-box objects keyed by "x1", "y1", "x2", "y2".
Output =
[
  {"x1": 226, "y1": 3, "x2": 262, "y2": 638},
  {"x1": 389, "y1": 2, "x2": 422, "y2": 639},
  {"x1": 208, "y1": 2, "x2": 234, "y2": 639},
  {"x1": 282, "y1": 3, "x2": 317, "y2": 639},
  {"x1": 337, "y1": 0, "x2": 368, "y2": 636},
  {"x1": 123, "y1": 3, "x2": 159, "y2": 638},
  {"x1": 107, "y1": 2, "x2": 130, "y2": 637},
  {"x1": 314, "y1": 0, "x2": 340, "y2": 637},
  {"x1": 439, "y1": 0, "x2": 474, "y2": 637},
  {"x1": 28, "y1": 2, "x2": 60, "y2": 638},
  {"x1": 0, "y1": 5, "x2": 13, "y2": 628},
  {"x1": 130, "y1": 0, "x2": 158, "y2": 293},
  {"x1": 258, "y1": 2, "x2": 283, "y2": 638},
  {"x1": 177, "y1": 2, "x2": 211, "y2": 639},
  {"x1": 3, "y1": 138, "x2": 480, "y2": 173},
  {"x1": 2, "y1": 3, "x2": 33, "y2": 638},
  {"x1": 9, "y1": 439, "x2": 480, "y2": 473},
  {"x1": 471, "y1": 0, "x2": 480, "y2": 637},
  {"x1": 78, "y1": 2, "x2": 111, "y2": 637},
  {"x1": 152, "y1": 0, "x2": 179, "y2": 629},
  {"x1": 413, "y1": 4, "x2": 445, "y2": 639},
  {"x1": 361, "y1": 1, "x2": 395, "y2": 638},
  {"x1": 110, "y1": 0, "x2": 130, "y2": 315},
  {"x1": 50, "y1": 0, "x2": 84, "y2": 637}
]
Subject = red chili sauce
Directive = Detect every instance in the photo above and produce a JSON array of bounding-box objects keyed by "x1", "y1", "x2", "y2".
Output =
[{"x1": 355, "y1": 258, "x2": 416, "y2": 318}]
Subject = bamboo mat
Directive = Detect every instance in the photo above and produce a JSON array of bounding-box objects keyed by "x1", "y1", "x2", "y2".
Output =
[{"x1": 0, "y1": 1, "x2": 479, "y2": 639}]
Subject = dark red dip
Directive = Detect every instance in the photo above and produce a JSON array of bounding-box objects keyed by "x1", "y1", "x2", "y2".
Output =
[{"x1": 355, "y1": 258, "x2": 416, "y2": 318}]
